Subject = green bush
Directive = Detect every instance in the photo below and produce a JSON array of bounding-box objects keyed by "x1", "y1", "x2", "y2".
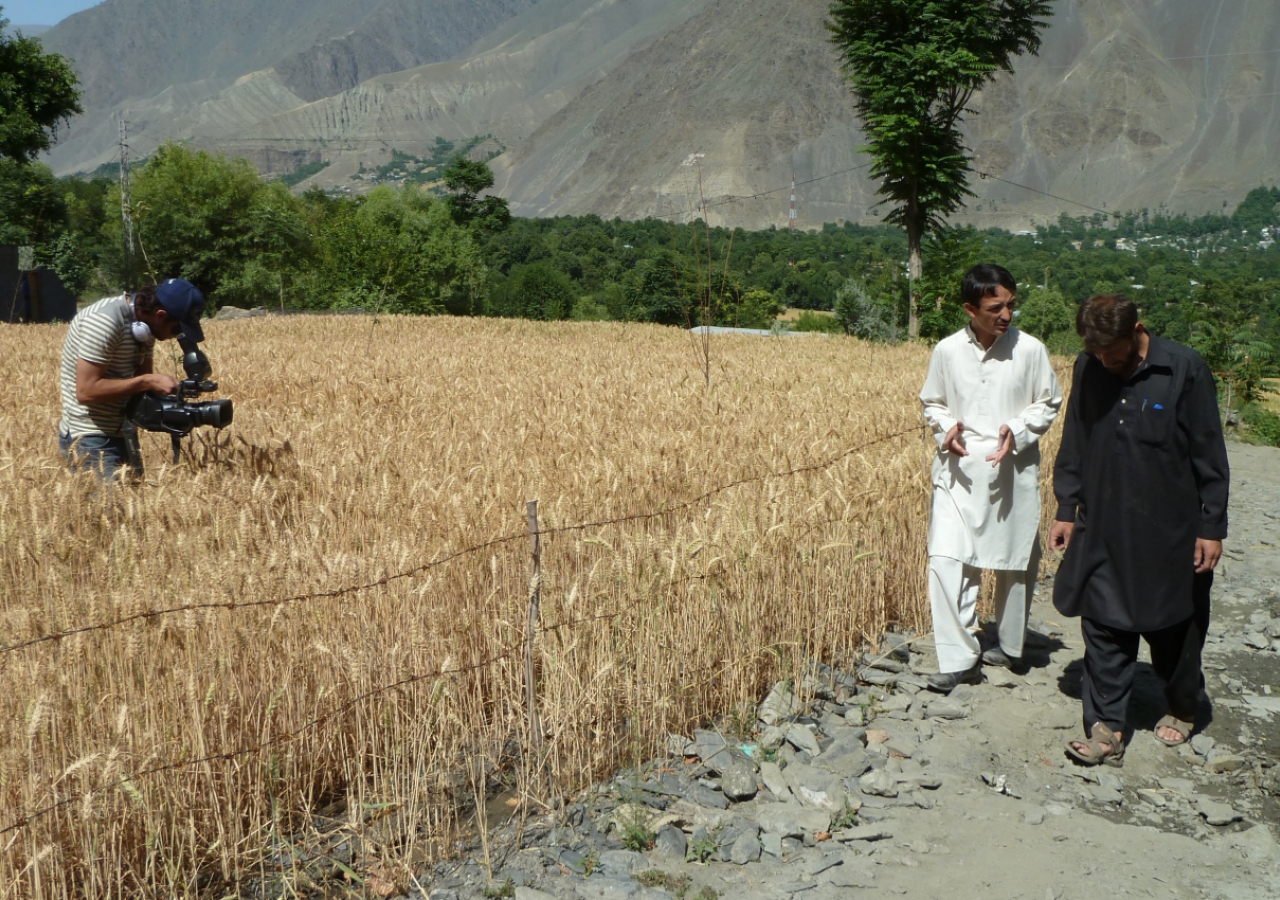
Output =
[
  {"x1": 792, "y1": 310, "x2": 843, "y2": 334},
  {"x1": 1241, "y1": 403, "x2": 1280, "y2": 447}
]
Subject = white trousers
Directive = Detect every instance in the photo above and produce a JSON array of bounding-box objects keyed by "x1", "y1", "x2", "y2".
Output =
[{"x1": 929, "y1": 538, "x2": 1041, "y2": 674}]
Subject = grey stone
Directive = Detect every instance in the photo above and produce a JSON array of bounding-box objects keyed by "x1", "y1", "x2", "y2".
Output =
[
  {"x1": 858, "y1": 769, "x2": 899, "y2": 798},
  {"x1": 515, "y1": 889, "x2": 559, "y2": 900},
  {"x1": 826, "y1": 859, "x2": 878, "y2": 888},
  {"x1": 761, "y1": 832, "x2": 784, "y2": 857},
  {"x1": 1136, "y1": 789, "x2": 1167, "y2": 807},
  {"x1": 685, "y1": 784, "x2": 729, "y2": 810},
  {"x1": 1024, "y1": 808, "x2": 1046, "y2": 825},
  {"x1": 753, "y1": 804, "x2": 831, "y2": 838},
  {"x1": 597, "y1": 851, "x2": 648, "y2": 875},
  {"x1": 1096, "y1": 772, "x2": 1123, "y2": 792},
  {"x1": 759, "y1": 761, "x2": 792, "y2": 800},
  {"x1": 573, "y1": 876, "x2": 640, "y2": 899},
  {"x1": 783, "y1": 763, "x2": 846, "y2": 812},
  {"x1": 804, "y1": 852, "x2": 843, "y2": 876},
  {"x1": 1244, "y1": 632, "x2": 1270, "y2": 650},
  {"x1": 925, "y1": 697, "x2": 968, "y2": 720},
  {"x1": 729, "y1": 831, "x2": 763, "y2": 864},
  {"x1": 759, "y1": 682, "x2": 803, "y2": 725},
  {"x1": 758, "y1": 725, "x2": 788, "y2": 751},
  {"x1": 653, "y1": 825, "x2": 686, "y2": 857},
  {"x1": 1158, "y1": 777, "x2": 1196, "y2": 794},
  {"x1": 833, "y1": 825, "x2": 893, "y2": 842},
  {"x1": 666, "y1": 733, "x2": 694, "y2": 756},
  {"x1": 786, "y1": 724, "x2": 822, "y2": 756},
  {"x1": 1189, "y1": 734, "x2": 1216, "y2": 756},
  {"x1": 844, "y1": 706, "x2": 871, "y2": 727},
  {"x1": 558, "y1": 849, "x2": 587, "y2": 874},
  {"x1": 1197, "y1": 798, "x2": 1243, "y2": 826},
  {"x1": 692, "y1": 729, "x2": 731, "y2": 772},
  {"x1": 814, "y1": 740, "x2": 872, "y2": 778},
  {"x1": 1090, "y1": 786, "x2": 1124, "y2": 805},
  {"x1": 1205, "y1": 749, "x2": 1247, "y2": 773},
  {"x1": 985, "y1": 669, "x2": 1018, "y2": 688},
  {"x1": 721, "y1": 761, "x2": 758, "y2": 802}
]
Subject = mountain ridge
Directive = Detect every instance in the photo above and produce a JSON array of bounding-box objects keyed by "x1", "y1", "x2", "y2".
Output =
[{"x1": 38, "y1": 0, "x2": 1280, "y2": 230}]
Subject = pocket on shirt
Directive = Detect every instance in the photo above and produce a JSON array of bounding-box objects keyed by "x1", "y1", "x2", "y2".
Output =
[{"x1": 1136, "y1": 405, "x2": 1174, "y2": 445}]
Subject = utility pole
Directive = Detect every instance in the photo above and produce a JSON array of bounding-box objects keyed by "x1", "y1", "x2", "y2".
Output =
[
  {"x1": 118, "y1": 116, "x2": 136, "y2": 291},
  {"x1": 789, "y1": 173, "x2": 798, "y2": 230}
]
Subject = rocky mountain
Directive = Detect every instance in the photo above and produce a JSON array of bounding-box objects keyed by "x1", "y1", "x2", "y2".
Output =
[
  {"x1": 39, "y1": 0, "x2": 538, "y2": 170},
  {"x1": 40, "y1": 0, "x2": 1280, "y2": 230}
]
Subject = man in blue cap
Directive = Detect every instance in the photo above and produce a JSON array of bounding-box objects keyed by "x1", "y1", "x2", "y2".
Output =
[{"x1": 57, "y1": 278, "x2": 206, "y2": 479}]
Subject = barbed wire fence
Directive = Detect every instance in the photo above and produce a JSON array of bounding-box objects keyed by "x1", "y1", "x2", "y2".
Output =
[{"x1": 0, "y1": 422, "x2": 925, "y2": 852}]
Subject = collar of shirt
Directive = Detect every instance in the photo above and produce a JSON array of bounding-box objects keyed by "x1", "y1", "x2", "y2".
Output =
[
  {"x1": 964, "y1": 323, "x2": 1011, "y2": 358},
  {"x1": 1111, "y1": 334, "x2": 1174, "y2": 383}
]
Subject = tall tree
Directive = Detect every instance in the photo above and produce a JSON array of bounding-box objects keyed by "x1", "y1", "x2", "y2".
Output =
[
  {"x1": 827, "y1": 0, "x2": 1053, "y2": 338},
  {"x1": 0, "y1": 10, "x2": 82, "y2": 162}
]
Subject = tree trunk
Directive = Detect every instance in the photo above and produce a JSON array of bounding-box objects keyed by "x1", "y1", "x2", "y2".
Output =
[{"x1": 907, "y1": 222, "x2": 922, "y2": 340}]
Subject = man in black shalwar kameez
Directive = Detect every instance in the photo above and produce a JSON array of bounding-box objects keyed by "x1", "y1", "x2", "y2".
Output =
[{"x1": 1051, "y1": 294, "x2": 1229, "y2": 766}]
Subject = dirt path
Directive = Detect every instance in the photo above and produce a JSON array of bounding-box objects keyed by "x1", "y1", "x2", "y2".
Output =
[{"x1": 420, "y1": 442, "x2": 1280, "y2": 900}]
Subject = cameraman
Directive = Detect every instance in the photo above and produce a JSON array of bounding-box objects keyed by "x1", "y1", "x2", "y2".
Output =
[{"x1": 57, "y1": 279, "x2": 206, "y2": 479}]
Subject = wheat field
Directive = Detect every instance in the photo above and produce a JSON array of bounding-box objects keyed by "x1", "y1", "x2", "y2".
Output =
[{"x1": 0, "y1": 316, "x2": 1063, "y2": 898}]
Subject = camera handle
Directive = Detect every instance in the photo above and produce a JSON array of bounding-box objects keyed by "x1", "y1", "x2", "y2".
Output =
[{"x1": 170, "y1": 433, "x2": 183, "y2": 465}]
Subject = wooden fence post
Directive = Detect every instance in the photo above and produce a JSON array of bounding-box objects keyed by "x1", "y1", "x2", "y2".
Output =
[{"x1": 525, "y1": 500, "x2": 544, "y2": 752}]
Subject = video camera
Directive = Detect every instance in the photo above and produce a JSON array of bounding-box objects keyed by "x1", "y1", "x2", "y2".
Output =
[{"x1": 126, "y1": 340, "x2": 233, "y2": 462}]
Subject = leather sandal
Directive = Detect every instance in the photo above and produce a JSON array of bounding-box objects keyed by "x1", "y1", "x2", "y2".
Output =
[
  {"x1": 1153, "y1": 714, "x2": 1194, "y2": 747},
  {"x1": 1064, "y1": 723, "x2": 1125, "y2": 768}
]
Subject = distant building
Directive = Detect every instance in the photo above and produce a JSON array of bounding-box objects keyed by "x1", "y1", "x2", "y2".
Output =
[{"x1": 0, "y1": 245, "x2": 78, "y2": 324}]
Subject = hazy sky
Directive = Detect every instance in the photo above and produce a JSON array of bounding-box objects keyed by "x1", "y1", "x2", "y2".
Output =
[{"x1": 5, "y1": 0, "x2": 101, "y2": 26}]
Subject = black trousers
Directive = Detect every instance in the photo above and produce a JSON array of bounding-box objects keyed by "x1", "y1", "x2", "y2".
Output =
[{"x1": 1080, "y1": 572, "x2": 1212, "y2": 734}]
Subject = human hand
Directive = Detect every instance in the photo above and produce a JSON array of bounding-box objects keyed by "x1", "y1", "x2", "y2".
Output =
[
  {"x1": 1049, "y1": 521, "x2": 1074, "y2": 551},
  {"x1": 985, "y1": 424, "x2": 1014, "y2": 467},
  {"x1": 1194, "y1": 538, "x2": 1222, "y2": 573},
  {"x1": 147, "y1": 373, "x2": 181, "y2": 395},
  {"x1": 943, "y1": 422, "x2": 968, "y2": 456}
]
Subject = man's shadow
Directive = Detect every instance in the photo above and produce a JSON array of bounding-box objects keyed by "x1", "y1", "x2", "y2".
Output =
[{"x1": 1057, "y1": 658, "x2": 1215, "y2": 734}]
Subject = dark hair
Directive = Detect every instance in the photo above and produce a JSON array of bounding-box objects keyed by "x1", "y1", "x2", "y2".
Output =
[
  {"x1": 961, "y1": 264, "x2": 1017, "y2": 307},
  {"x1": 133, "y1": 284, "x2": 160, "y2": 317},
  {"x1": 1077, "y1": 294, "x2": 1138, "y2": 348}
]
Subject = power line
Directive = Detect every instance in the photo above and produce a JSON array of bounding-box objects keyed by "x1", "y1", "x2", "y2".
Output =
[{"x1": 974, "y1": 170, "x2": 1120, "y2": 220}]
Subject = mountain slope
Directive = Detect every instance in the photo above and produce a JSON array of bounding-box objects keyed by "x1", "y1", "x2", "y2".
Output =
[
  {"x1": 40, "y1": 0, "x2": 538, "y2": 171},
  {"x1": 40, "y1": 0, "x2": 1280, "y2": 229}
]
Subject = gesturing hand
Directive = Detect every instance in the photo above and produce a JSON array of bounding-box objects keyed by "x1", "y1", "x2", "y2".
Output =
[
  {"x1": 1049, "y1": 521, "x2": 1074, "y2": 551},
  {"x1": 985, "y1": 425, "x2": 1014, "y2": 467},
  {"x1": 943, "y1": 422, "x2": 968, "y2": 457}
]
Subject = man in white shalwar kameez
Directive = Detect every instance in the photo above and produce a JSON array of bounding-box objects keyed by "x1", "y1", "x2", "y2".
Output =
[{"x1": 919, "y1": 264, "x2": 1063, "y2": 692}]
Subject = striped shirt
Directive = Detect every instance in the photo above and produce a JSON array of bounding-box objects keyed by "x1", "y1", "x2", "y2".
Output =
[{"x1": 59, "y1": 295, "x2": 154, "y2": 438}]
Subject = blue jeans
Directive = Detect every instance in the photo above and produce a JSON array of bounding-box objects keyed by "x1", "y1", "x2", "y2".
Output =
[{"x1": 58, "y1": 430, "x2": 139, "y2": 480}]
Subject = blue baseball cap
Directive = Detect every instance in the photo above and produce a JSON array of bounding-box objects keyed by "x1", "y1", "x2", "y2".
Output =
[{"x1": 156, "y1": 278, "x2": 206, "y2": 343}]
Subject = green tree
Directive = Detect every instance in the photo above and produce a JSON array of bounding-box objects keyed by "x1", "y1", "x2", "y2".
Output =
[
  {"x1": 0, "y1": 11, "x2": 82, "y2": 162},
  {"x1": 1017, "y1": 285, "x2": 1079, "y2": 355},
  {"x1": 827, "y1": 0, "x2": 1053, "y2": 338},
  {"x1": 916, "y1": 225, "x2": 983, "y2": 340},
  {"x1": 306, "y1": 185, "x2": 483, "y2": 315},
  {"x1": 441, "y1": 156, "x2": 511, "y2": 234},
  {"x1": 0, "y1": 157, "x2": 61, "y2": 244},
  {"x1": 493, "y1": 261, "x2": 575, "y2": 320},
  {"x1": 834, "y1": 277, "x2": 900, "y2": 343},
  {"x1": 121, "y1": 143, "x2": 267, "y2": 299}
]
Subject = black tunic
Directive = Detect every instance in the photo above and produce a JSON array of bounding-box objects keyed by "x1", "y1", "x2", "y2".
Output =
[{"x1": 1052, "y1": 336, "x2": 1229, "y2": 632}]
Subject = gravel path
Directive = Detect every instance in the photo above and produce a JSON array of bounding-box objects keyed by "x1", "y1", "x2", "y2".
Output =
[{"x1": 419, "y1": 442, "x2": 1280, "y2": 900}]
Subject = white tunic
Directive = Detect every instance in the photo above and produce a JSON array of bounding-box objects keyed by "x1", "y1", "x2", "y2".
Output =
[{"x1": 920, "y1": 325, "x2": 1063, "y2": 569}]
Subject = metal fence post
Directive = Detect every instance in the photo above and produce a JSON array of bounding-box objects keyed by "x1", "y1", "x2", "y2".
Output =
[{"x1": 525, "y1": 500, "x2": 544, "y2": 751}]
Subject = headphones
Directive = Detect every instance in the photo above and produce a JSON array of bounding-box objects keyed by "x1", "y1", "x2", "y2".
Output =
[{"x1": 128, "y1": 294, "x2": 154, "y2": 343}]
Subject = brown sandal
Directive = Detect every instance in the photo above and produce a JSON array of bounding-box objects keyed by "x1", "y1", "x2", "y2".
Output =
[
  {"x1": 1154, "y1": 714, "x2": 1194, "y2": 747},
  {"x1": 1065, "y1": 723, "x2": 1125, "y2": 768}
]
